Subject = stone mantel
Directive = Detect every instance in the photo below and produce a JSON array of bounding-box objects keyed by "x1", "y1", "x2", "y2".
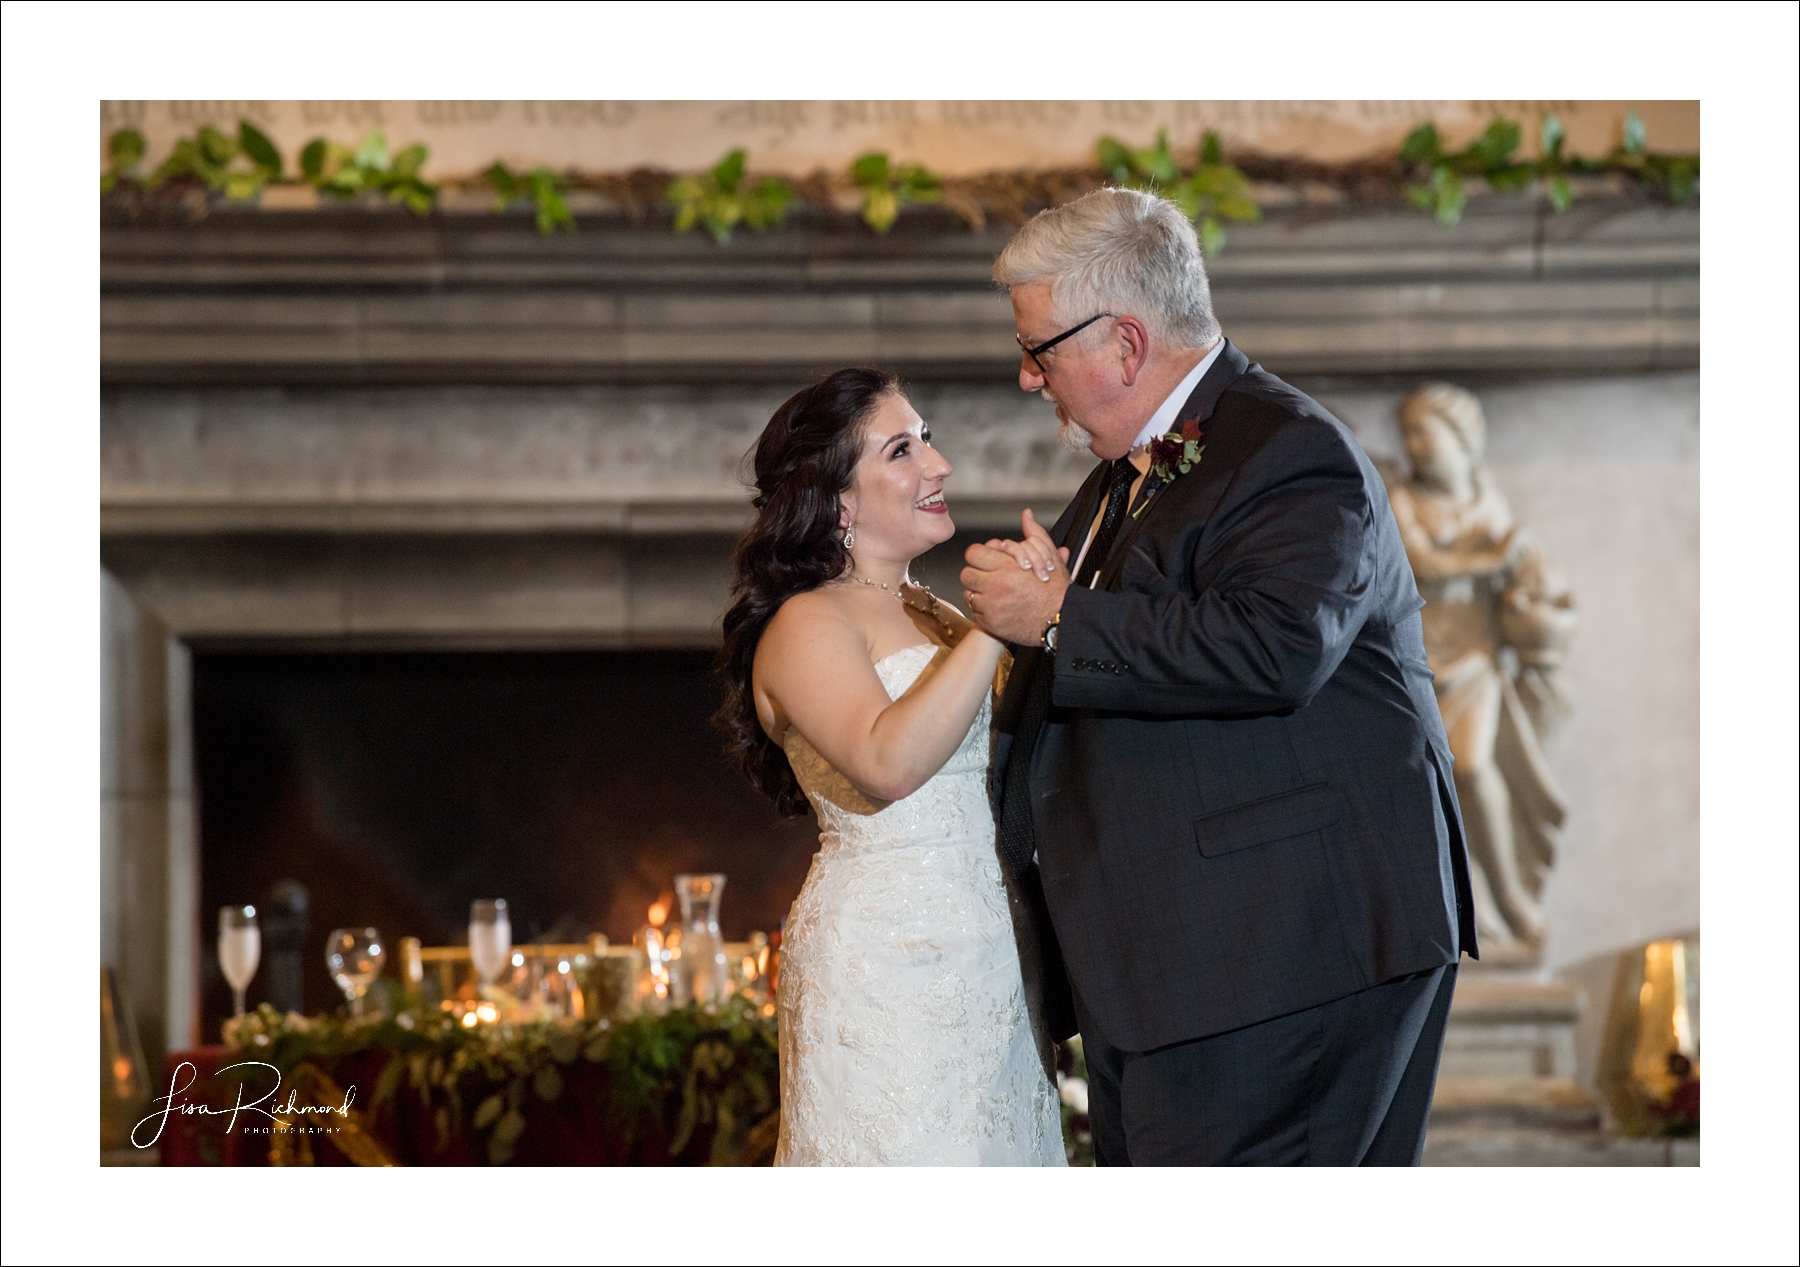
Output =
[{"x1": 102, "y1": 197, "x2": 1697, "y2": 386}]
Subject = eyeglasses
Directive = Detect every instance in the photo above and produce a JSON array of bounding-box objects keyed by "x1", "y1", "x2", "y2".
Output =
[{"x1": 1015, "y1": 312, "x2": 1114, "y2": 374}]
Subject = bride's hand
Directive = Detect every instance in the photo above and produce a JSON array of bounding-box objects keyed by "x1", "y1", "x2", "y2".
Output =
[{"x1": 985, "y1": 510, "x2": 1070, "y2": 582}]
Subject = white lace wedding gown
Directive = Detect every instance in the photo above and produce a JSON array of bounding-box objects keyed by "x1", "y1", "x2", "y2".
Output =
[{"x1": 774, "y1": 642, "x2": 1065, "y2": 1166}]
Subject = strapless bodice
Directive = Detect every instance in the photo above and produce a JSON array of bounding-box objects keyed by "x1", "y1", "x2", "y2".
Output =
[{"x1": 781, "y1": 643, "x2": 993, "y2": 859}]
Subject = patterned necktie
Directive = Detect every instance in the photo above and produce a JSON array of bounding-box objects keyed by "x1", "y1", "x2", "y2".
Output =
[
  {"x1": 1075, "y1": 456, "x2": 1141, "y2": 587},
  {"x1": 996, "y1": 456, "x2": 1138, "y2": 879}
]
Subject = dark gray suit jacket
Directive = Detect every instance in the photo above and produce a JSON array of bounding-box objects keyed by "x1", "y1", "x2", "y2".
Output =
[{"x1": 993, "y1": 340, "x2": 1478, "y2": 1053}]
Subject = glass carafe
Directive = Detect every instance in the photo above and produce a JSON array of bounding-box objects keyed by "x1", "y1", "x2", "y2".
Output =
[{"x1": 671, "y1": 874, "x2": 729, "y2": 1007}]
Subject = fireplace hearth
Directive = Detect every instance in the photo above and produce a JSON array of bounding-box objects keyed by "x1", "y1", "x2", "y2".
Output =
[{"x1": 193, "y1": 648, "x2": 818, "y2": 1035}]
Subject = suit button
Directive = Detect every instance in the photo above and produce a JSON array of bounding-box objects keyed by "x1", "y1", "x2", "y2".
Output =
[{"x1": 1072, "y1": 658, "x2": 1086, "y2": 670}]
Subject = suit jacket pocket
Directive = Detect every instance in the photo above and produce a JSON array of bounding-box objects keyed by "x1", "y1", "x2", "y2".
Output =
[{"x1": 1193, "y1": 782, "x2": 1341, "y2": 858}]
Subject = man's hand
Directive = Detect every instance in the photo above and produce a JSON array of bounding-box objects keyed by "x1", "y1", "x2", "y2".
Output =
[{"x1": 960, "y1": 509, "x2": 1072, "y2": 645}]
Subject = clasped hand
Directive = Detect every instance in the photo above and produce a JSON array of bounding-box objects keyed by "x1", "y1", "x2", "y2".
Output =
[{"x1": 959, "y1": 510, "x2": 1072, "y2": 645}]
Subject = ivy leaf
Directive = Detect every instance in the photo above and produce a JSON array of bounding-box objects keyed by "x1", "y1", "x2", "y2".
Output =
[
  {"x1": 495, "y1": 1108, "x2": 526, "y2": 1142},
  {"x1": 1214, "y1": 195, "x2": 1260, "y2": 222},
  {"x1": 862, "y1": 185, "x2": 898, "y2": 233},
  {"x1": 1485, "y1": 163, "x2": 1536, "y2": 193},
  {"x1": 1166, "y1": 183, "x2": 1201, "y2": 221},
  {"x1": 711, "y1": 148, "x2": 747, "y2": 191},
  {"x1": 1199, "y1": 215, "x2": 1226, "y2": 258},
  {"x1": 548, "y1": 1029, "x2": 581, "y2": 1065},
  {"x1": 354, "y1": 131, "x2": 390, "y2": 172},
  {"x1": 1549, "y1": 174, "x2": 1572, "y2": 212},
  {"x1": 109, "y1": 128, "x2": 146, "y2": 169},
  {"x1": 851, "y1": 151, "x2": 890, "y2": 188},
  {"x1": 390, "y1": 143, "x2": 428, "y2": 178},
  {"x1": 397, "y1": 183, "x2": 435, "y2": 216},
  {"x1": 1199, "y1": 129, "x2": 1223, "y2": 167},
  {"x1": 1622, "y1": 111, "x2": 1647, "y2": 155},
  {"x1": 528, "y1": 168, "x2": 573, "y2": 234},
  {"x1": 223, "y1": 171, "x2": 262, "y2": 202},
  {"x1": 300, "y1": 138, "x2": 328, "y2": 181},
  {"x1": 743, "y1": 177, "x2": 793, "y2": 232},
  {"x1": 198, "y1": 125, "x2": 236, "y2": 168},
  {"x1": 1540, "y1": 114, "x2": 1565, "y2": 162},
  {"x1": 895, "y1": 162, "x2": 941, "y2": 201},
  {"x1": 1430, "y1": 166, "x2": 1467, "y2": 224},
  {"x1": 1136, "y1": 130, "x2": 1182, "y2": 185},
  {"x1": 488, "y1": 1109, "x2": 526, "y2": 1164},
  {"x1": 1400, "y1": 122, "x2": 1442, "y2": 165},
  {"x1": 1663, "y1": 156, "x2": 1698, "y2": 203},
  {"x1": 533, "y1": 1065, "x2": 564, "y2": 1102},
  {"x1": 373, "y1": 1055, "x2": 406, "y2": 1107},
  {"x1": 238, "y1": 122, "x2": 282, "y2": 176},
  {"x1": 472, "y1": 1092, "x2": 505, "y2": 1130},
  {"x1": 1465, "y1": 118, "x2": 1521, "y2": 168},
  {"x1": 483, "y1": 160, "x2": 521, "y2": 205},
  {"x1": 1095, "y1": 136, "x2": 1133, "y2": 183}
]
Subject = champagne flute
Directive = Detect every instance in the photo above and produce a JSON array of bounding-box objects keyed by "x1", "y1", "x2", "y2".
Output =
[
  {"x1": 469, "y1": 900, "x2": 511, "y2": 990},
  {"x1": 324, "y1": 927, "x2": 386, "y2": 1017},
  {"x1": 218, "y1": 905, "x2": 260, "y2": 1018}
]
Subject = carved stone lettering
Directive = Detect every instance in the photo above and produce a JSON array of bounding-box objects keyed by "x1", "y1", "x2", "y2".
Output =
[
  {"x1": 300, "y1": 101, "x2": 388, "y2": 128},
  {"x1": 416, "y1": 101, "x2": 505, "y2": 127}
]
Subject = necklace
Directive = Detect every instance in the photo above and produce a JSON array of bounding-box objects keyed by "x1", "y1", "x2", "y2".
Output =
[{"x1": 848, "y1": 571, "x2": 955, "y2": 636}]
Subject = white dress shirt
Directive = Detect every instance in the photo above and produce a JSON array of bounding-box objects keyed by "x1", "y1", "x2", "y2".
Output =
[{"x1": 1067, "y1": 340, "x2": 1225, "y2": 584}]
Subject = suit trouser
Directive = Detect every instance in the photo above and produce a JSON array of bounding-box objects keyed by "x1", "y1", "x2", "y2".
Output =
[{"x1": 1074, "y1": 963, "x2": 1456, "y2": 1166}]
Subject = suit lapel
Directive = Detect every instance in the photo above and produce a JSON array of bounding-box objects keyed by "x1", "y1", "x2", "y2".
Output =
[
  {"x1": 1095, "y1": 339, "x2": 1251, "y2": 591},
  {"x1": 1051, "y1": 461, "x2": 1108, "y2": 553}
]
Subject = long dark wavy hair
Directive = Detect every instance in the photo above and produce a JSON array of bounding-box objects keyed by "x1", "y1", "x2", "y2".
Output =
[{"x1": 715, "y1": 368, "x2": 901, "y2": 816}]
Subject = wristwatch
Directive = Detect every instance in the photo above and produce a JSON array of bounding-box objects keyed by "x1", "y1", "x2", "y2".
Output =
[{"x1": 1040, "y1": 612, "x2": 1061, "y2": 654}]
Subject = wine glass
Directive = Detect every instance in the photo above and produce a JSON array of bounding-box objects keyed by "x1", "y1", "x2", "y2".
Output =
[
  {"x1": 324, "y1": 927, "x2": 386, "y2": 1017},
  {"x1": 218, "y1": 905, "x2": 260, "y2": 1018},
  {"x1": 469, "y1": 900, "x2": 511, "y2": 990}
]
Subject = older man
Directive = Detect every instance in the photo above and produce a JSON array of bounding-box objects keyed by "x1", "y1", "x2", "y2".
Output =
[{"x1": 962, "y1": 188, "x2": 1478, "y2": 1166}]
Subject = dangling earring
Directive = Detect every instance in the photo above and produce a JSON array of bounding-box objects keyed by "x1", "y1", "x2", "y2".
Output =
[{"x1": 843, "y1": 525, "x2": 856, "y2": 551}]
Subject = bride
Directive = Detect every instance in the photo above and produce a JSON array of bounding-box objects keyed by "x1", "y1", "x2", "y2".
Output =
[{"x1": 716, "y1": 368, "x2": 1065, "y2": 1166}]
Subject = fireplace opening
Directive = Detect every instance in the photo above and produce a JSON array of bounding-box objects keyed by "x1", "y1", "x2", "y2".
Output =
[{"x1": 193, "y1": 648, "x2": 820, "y2": 1035}]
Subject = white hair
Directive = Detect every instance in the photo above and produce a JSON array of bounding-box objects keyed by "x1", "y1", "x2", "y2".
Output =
[{"x1": 992, "y1": 187, "x2": 1220, "y2": 350}]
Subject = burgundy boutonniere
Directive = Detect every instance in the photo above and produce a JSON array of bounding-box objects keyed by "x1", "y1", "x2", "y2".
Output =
[{"x1": 1137, "y1": 418, "x2": 1205, "y2": 518}]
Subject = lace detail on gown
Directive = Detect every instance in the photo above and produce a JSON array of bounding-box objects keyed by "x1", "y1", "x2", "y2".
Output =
[{"x1": 774, "y1": 643, "x2": 1065, "y2": 1166}]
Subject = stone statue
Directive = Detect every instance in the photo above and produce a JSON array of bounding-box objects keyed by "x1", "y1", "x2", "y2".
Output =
[{"x1": 1387, "y1": 384, "x2": 1577, "y2": 951}]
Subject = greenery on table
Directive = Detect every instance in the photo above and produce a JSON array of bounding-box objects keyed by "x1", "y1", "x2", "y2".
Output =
[
  {"x1": 226, "y1": 997, "x2": 779, "y2": 1166},
  {"x1": 665, "y1": 148, "x2": 795, "y2": 244}
]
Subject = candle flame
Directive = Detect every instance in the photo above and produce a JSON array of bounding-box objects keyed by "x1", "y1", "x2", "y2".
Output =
[{"x1": 648, "y1": 902, "x2": 667, "y2": 926}]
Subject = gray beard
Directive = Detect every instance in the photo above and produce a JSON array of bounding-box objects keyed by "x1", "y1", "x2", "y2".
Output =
[{"x1": 1058, "y1": 417, "x2": 1094, "y2": 453}]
